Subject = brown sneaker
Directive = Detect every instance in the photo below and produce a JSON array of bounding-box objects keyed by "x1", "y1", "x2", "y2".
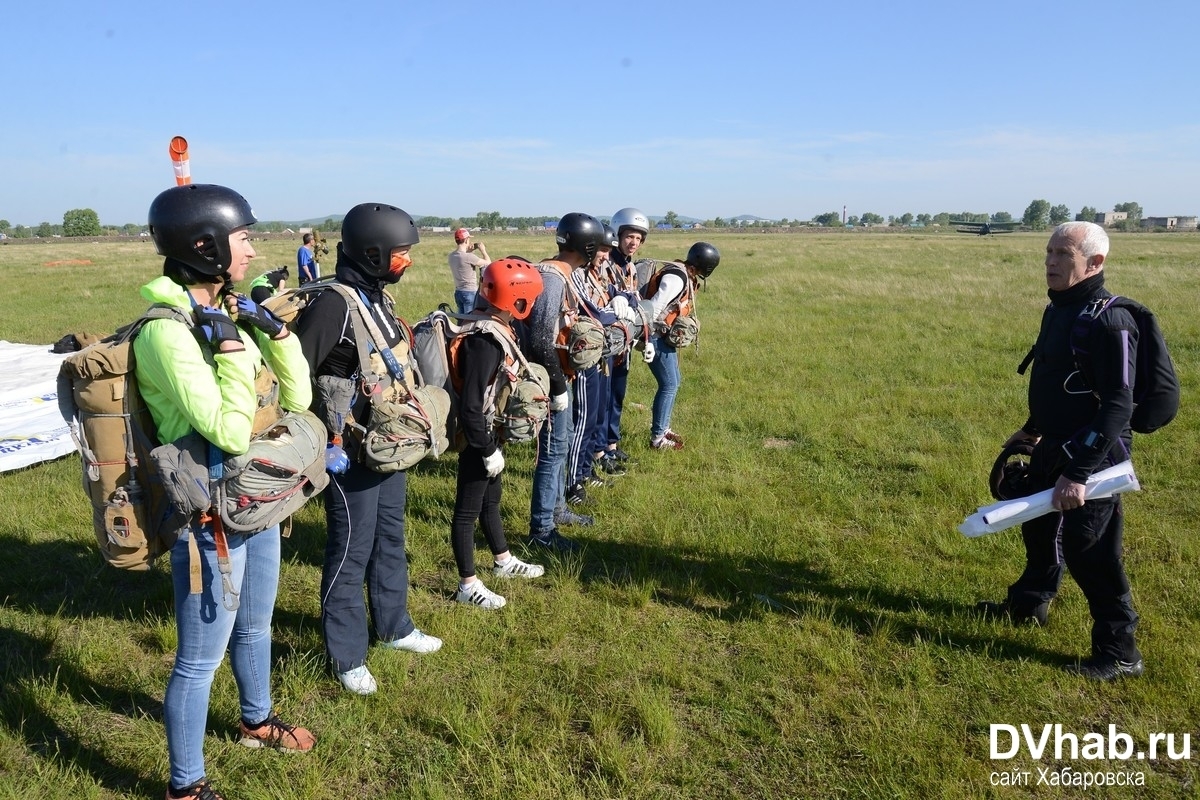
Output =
[
  {"x1": 238, "y1": 712, "x2": 316, "y2": 753},
  {"x1": 166, "y1": 779, "x2": 226, "y2": 800}
]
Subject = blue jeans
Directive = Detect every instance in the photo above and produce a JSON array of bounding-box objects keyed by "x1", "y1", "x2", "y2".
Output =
[
  {"x1": 165, "y1": 521, "x2": 281, "y2": 789},
  {"x1": 531, "y1": 392, "x2": 573, "y2": 534},
  {"x1": 647, "y1": 336, "x2": 680, "y2": 439},
  {"x1": 454, "y1": 289, "x2": 477, "y2": 316}
]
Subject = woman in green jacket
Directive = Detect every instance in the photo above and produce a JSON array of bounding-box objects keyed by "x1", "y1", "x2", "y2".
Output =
[{"x1": 137, "y1": 184, "x2": 315, "y2": 800}]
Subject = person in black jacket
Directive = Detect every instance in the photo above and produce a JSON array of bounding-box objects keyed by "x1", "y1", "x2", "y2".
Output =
[
  {"x1": 450, "y1": 259, "x2": 548, "y2": 610},
  {"x1": 295, "y1": 203, "x2": 441, "y2": 696},
  {"x1": 978, "y1": 221, "x2": 1144, "y2": 680}
]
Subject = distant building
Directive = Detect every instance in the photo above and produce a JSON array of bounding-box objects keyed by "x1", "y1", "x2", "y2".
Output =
[
  {"x1": 1141, "y1": 216, "x2": 1198, "y2": 230},
  {"x1": 1094, "y1": 211, "x2": 1128, "y2": 226}
]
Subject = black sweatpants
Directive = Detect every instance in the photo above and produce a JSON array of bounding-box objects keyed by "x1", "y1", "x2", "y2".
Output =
[
  {"x1": 1006, "y1": 442, "x2": 1139, "y2": 661},
  {"x1": 451, "y1": 446, "x2": 508, "y2": 580}
]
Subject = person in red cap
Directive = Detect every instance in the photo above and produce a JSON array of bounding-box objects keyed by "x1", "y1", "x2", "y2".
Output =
[{"x1": 448, "y1": 227, "x2": 490, "y2": 314}]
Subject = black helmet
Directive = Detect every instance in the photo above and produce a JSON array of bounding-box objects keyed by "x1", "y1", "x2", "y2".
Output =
[
  {"x1": 685, "y1": 242, "x2": 720, "y2": 278},
  {"x1": 555, "y1": 212, "x2": 606, "y2": 265},
  {"x1": 340, "y1": 202, "x2": 420, "y2": 279},
  {"x1": 602, "y1": 223, "x2": 619, "y2": 250},
  {"x1": 989, "y1": 441, "x2": 1035, "y2": 501},
  {"x1": 147, "y1": 184, "x2": 257, "y2": 276}
]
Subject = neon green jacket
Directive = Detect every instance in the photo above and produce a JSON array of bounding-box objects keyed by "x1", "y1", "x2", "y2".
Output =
[{"x1": 133, "y1": 275, "x2": 312, "y2": 455}]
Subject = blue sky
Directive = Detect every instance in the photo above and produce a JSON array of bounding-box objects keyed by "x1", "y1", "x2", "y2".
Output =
[{"x1": 2, "y1": 0, "x2": 1194, "y2": 226}]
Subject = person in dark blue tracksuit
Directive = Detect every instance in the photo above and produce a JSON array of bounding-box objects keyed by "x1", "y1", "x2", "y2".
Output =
[
  {"x1": 296, "y1": 202, "x2": 442, "y2": 696},
  {"x1": 565, "y1": 225, "x2": 637, "y2": 504},
  {"x1": 978, "y1": 221, "x2": 1147, "y2": 681}
]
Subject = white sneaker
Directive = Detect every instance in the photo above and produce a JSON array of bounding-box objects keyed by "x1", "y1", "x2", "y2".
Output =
[
  {"x1": 493, "y1": 556, "x2": 545, "y2": 579},
  {"x1": 382, "y1": 628, "x2": 443, "y2": 654},
  {"x1": 456, "y1": 580, "x2": 507, "y2": 610},
  {"x1": 337, "y1": 664, "x2": 378, "y2": 695}
]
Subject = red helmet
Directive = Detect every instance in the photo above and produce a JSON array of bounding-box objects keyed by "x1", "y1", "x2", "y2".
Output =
[
  {"x1": 454, "y1": 227, "x2": 470, "y2": 243},
  {"x1": 480, "y1": 258, "x2": 543, "y2": 320}
]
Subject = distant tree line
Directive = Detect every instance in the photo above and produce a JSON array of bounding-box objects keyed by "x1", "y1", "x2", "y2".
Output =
[
  {"x1": 0, "y1": 201, "x2": 1156, "y2": 239},
  {"x1": 802, "y1": 201, "x2": 1146, "y2": 231}
]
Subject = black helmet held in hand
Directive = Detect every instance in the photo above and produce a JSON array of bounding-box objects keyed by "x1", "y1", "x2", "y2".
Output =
[
  {"x1": 340, "y1": 203, "x2": 420, "y2": 280},
  {"x1": 685, "y1": 241, "x2": 720, "y2": 278},
  {"x1": 555, "y1": 212, "x2": 606, "y2": 265},
  {"x1": 148, "y1": 184, "x2": 257, "y2": 277},
  {"x1": 989, "y1": 440, "x2": 1036, "y2": 501}
]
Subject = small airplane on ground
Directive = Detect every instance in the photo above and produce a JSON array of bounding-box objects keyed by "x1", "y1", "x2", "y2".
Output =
[{"x1": 950, "y1": 220, "x2": 1020, "y2": 235}]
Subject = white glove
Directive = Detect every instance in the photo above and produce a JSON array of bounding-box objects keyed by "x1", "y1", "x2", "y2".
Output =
[
  {"x1": 643, "y1": 341, "x2": 656, "y2": 363},
  {"x1": 550, "y1": 391, "x2": 569, "y2": 412},
  {"x1": 609, "y1": 295, "x2": 637, "y2": 324},
  {"x1": 483, "y1": 449, "x2": 505, "y2": 478}
]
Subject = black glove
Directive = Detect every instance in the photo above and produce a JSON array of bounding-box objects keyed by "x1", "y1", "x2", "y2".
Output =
[
  {"x1": 233, "y1": 294, "x2": 285, "y2": 338},
  {"x1": 194, "y1": 306, "x2": 243, "y2": 348}
]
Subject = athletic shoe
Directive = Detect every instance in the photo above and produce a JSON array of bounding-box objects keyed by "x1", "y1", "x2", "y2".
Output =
[
  {"x1": 493, "y1": 555, "x2": 545, "y2": 579},
  {"x1": 1063, "y1": 657, "x2": 1145, "y2": 681},
  {"x1": 566, "y1": 482, "x2": 589, "y2": 506},
  {"x1": 166, "y1": 780, "x2": 226, "y2": 800},
  {"x1": 975, "y1": 600, "x2": 1049, "y2": 627},
  {"x1": 610, "y1": 448, "x2": 631, "y2": 463},
  {"x1": 554, "y1": 508, "x2": 594, "y2": 527},
  {"x1": 663, "y1": 429, "x2": 684, "y2": 445},
  {"x1": 595, "y1": 454, "x2": 628, "y2": 476},
  {"x1": 337, "y1": 664, "x2": 378, "y2": 696},
  {"x1": 651, "y1": 435, "x2": 684, "y2": 451},
  {"x1": 382, "y1": 628, "x2": 443, "y2": 654},
  {"x1": 238, "y1": 712, "x2": 316, "y2": 753},
  {"x1": 457, "y1": 580, "x2": 507, "y2": 610},
  {"x1": 584, "y1": 474, "x2": 610, "y2": 489},
  {"x1": 527, "y1": 528, "x2": 581, "y2": 553}
]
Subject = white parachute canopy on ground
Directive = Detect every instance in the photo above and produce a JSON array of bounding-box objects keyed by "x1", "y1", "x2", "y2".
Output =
[{"x1": 0, "y1": 341, "x2": 75, "y2": 473}]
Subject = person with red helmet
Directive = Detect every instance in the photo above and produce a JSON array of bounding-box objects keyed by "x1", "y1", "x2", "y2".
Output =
[
  {"x1": 449, "y1": 258, "x2": 548, "y2": 610},
  {"x1": 448, "y1": 227, "x2": 490, "y2": 314}
]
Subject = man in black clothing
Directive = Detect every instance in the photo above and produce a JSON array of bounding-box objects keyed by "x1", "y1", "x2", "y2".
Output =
[{"x1": 978, "y1": 221, "x2": 1144, "y2": 681}]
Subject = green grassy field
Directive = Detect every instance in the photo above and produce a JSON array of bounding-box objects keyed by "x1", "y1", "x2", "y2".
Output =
[{"x1": 2, "y1": 230, "x2": 1200, "y2": 799}]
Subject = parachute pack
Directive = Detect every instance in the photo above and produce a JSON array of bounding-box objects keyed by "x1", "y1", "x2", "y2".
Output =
[
  {"x1": 267, "y1": 280, "x2": 452, "y2": 471},
  {"x1": 1019, "y1": 294, "x2": 1180, "y2": 435},
  {"x1": 1069, "y1": 296, "x2": 1180, "y2": 434},
  {"x1": 57, "y1": 306, "x2": 191, "y2": 575},
  {"x1": 534, "y1": 260, "x2": 605, "y2": 375},
  {"x1": 411, "y1": 310, "x2": 550, "y2": 449},
  {"x1": 58, "y1": 304, "x2": 329, "y2": 597},
  {"x1": 641, "y1": 261, "x2": 700, "y2": 348}
]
